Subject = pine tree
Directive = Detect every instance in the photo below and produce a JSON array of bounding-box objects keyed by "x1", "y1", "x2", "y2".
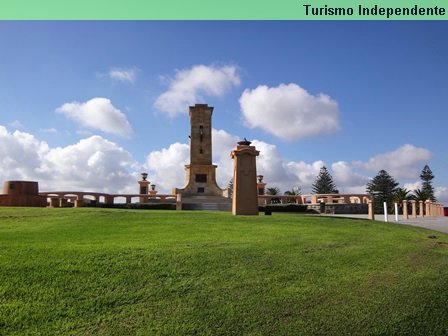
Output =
[
  {"x1": 420, "y1": 165, "x2": 436, "y2": 201},
  {"x1": 312, "y1": 166, "x2": 338, "y2": 194},
  {"x1": 366, "y1": 170, "x2": 399, "y2": 213}
]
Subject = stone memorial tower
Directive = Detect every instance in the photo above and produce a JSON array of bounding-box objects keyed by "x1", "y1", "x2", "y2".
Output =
[
  {"x1": 174, "y1": 104, "x2": 225, "y2": 198},
  {"x1": 231, "y1": 139, "x2": 260, "y2": 215}
]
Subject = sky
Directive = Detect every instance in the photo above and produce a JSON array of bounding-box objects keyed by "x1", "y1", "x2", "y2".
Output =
[{"x1": 0, "y1": 21, "x2": 447, "y2": 203}]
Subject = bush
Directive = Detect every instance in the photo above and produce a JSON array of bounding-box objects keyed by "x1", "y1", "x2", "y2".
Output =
[
  {"x1": 85, "y1": 203, "x2": 176, "y2": 210},
  {"x1": 259, "y1": 204, "x2": 308, "y2": 213}
]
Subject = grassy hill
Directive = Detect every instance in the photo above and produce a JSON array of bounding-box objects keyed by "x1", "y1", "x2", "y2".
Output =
[{"x1": 1, "y1": 208, "x2": 447, "y2": 335}]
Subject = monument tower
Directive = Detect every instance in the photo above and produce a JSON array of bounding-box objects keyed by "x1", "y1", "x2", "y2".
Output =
[{"x1": 174, "y1": 104, "x2": 226, "y2": 198}]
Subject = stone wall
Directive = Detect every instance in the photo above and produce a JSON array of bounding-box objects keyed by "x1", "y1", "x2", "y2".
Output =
[{"x1": 0, "y1": 181, "x2": 46, "y2": 207}]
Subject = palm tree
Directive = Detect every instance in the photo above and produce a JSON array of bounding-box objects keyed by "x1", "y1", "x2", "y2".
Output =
[
  {"x1": 393, "y1": 188, "x2": 413, "y2": 214},
  {"x1": 393, "y1": 188, "x2": 413, "y2": 203},
  {"x1": 284, "y1": 186, "x2": 301, "y2": 196},
  {"x1": 284, "y1": 187, "x2": 301, "y2": 204},
  {"x1": 413, "y1": 188, "x2": 430, "y2": 202},
  {"x1": 266, "y1": 186, "x2": 281, "y2": 204}
]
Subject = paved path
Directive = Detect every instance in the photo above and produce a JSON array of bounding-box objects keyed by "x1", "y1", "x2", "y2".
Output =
[{"x1": 320, "y1": 214, "x2": 448, "y2": 234}]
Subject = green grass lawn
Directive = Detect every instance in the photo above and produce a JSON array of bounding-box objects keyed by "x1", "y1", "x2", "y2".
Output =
[{"x1": 1, "y1": 208, "x2": 448, "y2": 335}]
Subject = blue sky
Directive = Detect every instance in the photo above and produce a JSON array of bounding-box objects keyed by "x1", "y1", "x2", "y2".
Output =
[{"x1": 0, "y1": 21, "x2": 447, "y2": 202}]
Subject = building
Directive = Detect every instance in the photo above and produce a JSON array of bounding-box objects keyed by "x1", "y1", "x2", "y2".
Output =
[{"x1": 173, "y1": 104, "x2": 231, "y2": 210}]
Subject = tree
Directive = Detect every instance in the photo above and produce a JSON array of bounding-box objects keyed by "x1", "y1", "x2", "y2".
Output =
[
  {"x1": 393, "y1": 188, "x2": 413, "y2": 214},
  {"x1": 284, "y1": 186, "x2": 301, "y2": 196},
  {"x1": 266, "y1": 186, "x2": 280, "y2": 195},
  {"x1": 266, "y1": 186, "x2": 281, "y2": 204},
  {"x1": 420, "y1": 165, "x2": 436, "y2": 201},
  {"x1": 393, "y1": 188, "x2": 413, "y2": 204},
  {"x1": 366, "y1": 170, "x2": 399, "y2": 213},
  {"x1": 413, "y1": 188, "x2": 430, "y2": 202},
  {"x1": 284, "y1": 186, "x2": 301, "y2": 204},
  {"x1": 312, "y1": 166, "x2": 338, "y2": 194}
]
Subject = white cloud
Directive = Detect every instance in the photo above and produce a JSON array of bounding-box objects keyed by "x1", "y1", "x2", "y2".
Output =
[
  {"x1": 212, "y1": 129, "x2": 240, "y2": 187},
  {"x1": 285, "y1": 160, "x2": 324, "y2": 193},
  {"x1": 56, "y1": 97, "x2": 133, "y2": 138},
  {"x1": 403, "y1": 181, "x2": 422, "y2": 192},
  {"x1": 154, "y1": 64, "x2": 241, "y2": 117},
  {"x1": 40, "y1": 127, "x2": 59, "y2": 134},
  {"x1": 239, "y1": 83, "x2": 340, "y2": 141},
  {"x1": 145, "y1": 143, "x2": 190, "y2": 193},
  {"x1": 435, "y1": 187, "x2": 448, "y2": 205},
  {"x1": 43, "y1": 136, "x2": 137, "y2": 192},
  {"x1": 109, "y1": 68, "x2": 137, "y2": 83},
  {"x1": 355, "y1": 144, "x2": 432, "y2": 179},
  {"x1": 331, "y1": 161, "x2": 369, "y2": 192},
  {"x1": 0, "y1": 126, "x2": 50, "y2": 181},
  {"x1": 0, "y1": 126, "x2": 137, "y2": 193}
]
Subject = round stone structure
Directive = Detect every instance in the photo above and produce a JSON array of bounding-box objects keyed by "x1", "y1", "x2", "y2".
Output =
[{"x1": 0, "y1": 181, "x2": 47, "y2": 207}]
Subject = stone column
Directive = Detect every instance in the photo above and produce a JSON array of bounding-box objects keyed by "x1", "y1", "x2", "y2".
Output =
[
  {"x1": 59, "y1": 198, "x2": 68, "y2": 208},
  {"x1": 231, "y1": 140, "x2": 260, "y2": 216},
  {"x1": 425, "y1": 200, "x2": 431, "y2": 217},
  {"x1": 419, "y1": 201, "x2": 424, "y2": 217},
  {"x1": 402, "y1": 200, "x2": 408, "y2": 220},
  {"x1": 50, "y1": 197, "x2": 59, "y2": 208},
  {"x1": 257, "y1": 175, "x2": 266, "y2": 196},
  {"x1": 176, "y1": 194, "x2": 182, "y2": 211},
  {"x1": 138, "y1": 173, "x2": 150, "y2": 203},
  {"x1": 105, "y1": 195, "x2": 114, "y2": 205},
  {"x1": 368, "y1": 200, "x2": 375, "y2": 220},
  {"x1": 411, "y1": 200, "x2": 417, "y2": 218}
]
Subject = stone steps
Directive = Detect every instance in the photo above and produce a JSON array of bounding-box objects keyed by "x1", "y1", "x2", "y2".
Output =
[{"x1": 182, "y1": 202, "x2": 231, "y2": 211}]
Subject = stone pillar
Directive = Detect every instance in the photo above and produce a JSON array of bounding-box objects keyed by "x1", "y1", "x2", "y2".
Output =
[
  {"x1": 105, "y1": 196, "x2": 114, "y2": 205},
  {"x1": 231, "y1": 140, "x2": 260, "y2": 216},
  {"x1": 425, "y1": 200, "x2": 431, "y2": 217},
  {"x1": 419, "y1": 201, "x2": 424, "y2": 217},
  {"x1": 148, "y1": 187, "x2": 158, "y2": 198},
  {"x1": 368, "y1": 200, "x2": 375, "y2": 220},
  {"x1": 74, "y1": 199, "x2": 83, "y2": 207},
  {"x1": 59, "y1": 198, "x2": 68, "y2": 207},
  {"x1": 402, "y1": 200, "x2": 408, "y2": 220},
  {"x1": 257, "y1": 182, "x2": 266, "y2": 195},
  {"x1": 257, "y1": 175, "x2": 266, "y2": 196},
  {"x1": 410, "y1": 200, "x2": 417, "y2": 218},
  {"x1": 311, "y1": 195, "x2": 318, "y2": 204},
  {"x1": 138, "y1": 173, "x2": 150, "y2": 203},
  {"x1": 176, "y1": 194, "x2": 182, "y2": 211},
  {"x1": 50, "y1": 197, "x2": 59, "y2": 208}
]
